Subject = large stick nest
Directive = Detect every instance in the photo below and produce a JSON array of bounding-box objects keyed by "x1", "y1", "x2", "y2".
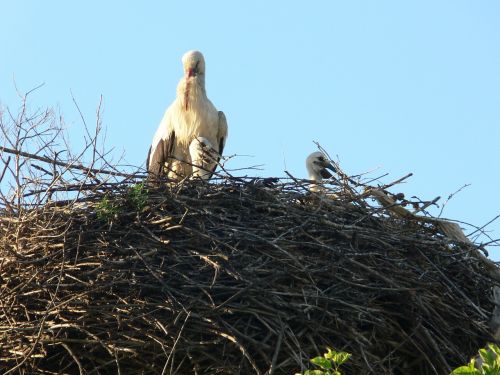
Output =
[
  {"x1": 0, "y1": 100, "x2": 498, "y2": 374},
  {"x1": 0, "y1": 176, "x2": 497, "y2": 374}
]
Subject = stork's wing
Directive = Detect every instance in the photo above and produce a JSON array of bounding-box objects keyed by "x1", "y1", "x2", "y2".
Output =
[
  {"x1": 147, "y1": 131, "x2": 176, "y2": 177},
  {"x1": 211, "y1": 111, "x2": 228, "y2": 174}
]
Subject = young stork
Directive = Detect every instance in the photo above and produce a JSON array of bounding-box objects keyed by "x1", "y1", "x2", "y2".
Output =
[
  {"x1": 147, "y1": 50, "x2": 228, "y2": 181},
  {"x1": 306, "y1": 152, "x2": 338, "y2": 193},
  {"x1": 189, "y1": 136, "x2": 220, "y2": 180}
]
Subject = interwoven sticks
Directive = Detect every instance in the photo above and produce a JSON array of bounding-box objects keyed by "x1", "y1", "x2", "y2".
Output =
[
  {"x1": 1, "y1": 101, "x2": 498, "y2": 374},
  {"x1": 0, "y1": 178, "x2": 496, "y2": 374}
]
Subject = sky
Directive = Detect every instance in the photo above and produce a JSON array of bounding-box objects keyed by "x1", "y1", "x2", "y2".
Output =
[{"x1": 1, "y1": 1, "x2": 499, "y2": 259}]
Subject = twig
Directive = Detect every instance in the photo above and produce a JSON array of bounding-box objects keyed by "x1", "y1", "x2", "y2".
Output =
[
  {"x1": 0, "y1": 145, "x2": 135, "y2": 178},
  {"x1": 439, "y1": 183, "x2": 470, "y2": 218}
]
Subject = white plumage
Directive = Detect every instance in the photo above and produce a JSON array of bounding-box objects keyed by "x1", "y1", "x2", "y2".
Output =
[
  {"x1": 189, "y1": 136, "x2": 220, "y2": 180},
  {"x1": 306, "y1": 152, "x2": 337, "y2": 192},
  {"x1": 147, "y1": 50, "x2": 228, "y2": 180}
]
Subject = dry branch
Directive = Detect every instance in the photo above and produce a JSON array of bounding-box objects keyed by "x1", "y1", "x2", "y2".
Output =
[
  {"x1": 1, "y1": 99, "x2": 499, "y2": 374},
  {"x1": 1, "y1": 174, "x2": 498, "y2": 374}
]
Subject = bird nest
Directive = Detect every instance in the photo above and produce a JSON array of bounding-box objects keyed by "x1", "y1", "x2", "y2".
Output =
[
  {"x1": 0, "y1": 102, "x2": 499, "y2": 374},
  {"x1": 0, "y1": 173, "x2": 498, "y2": 375}
]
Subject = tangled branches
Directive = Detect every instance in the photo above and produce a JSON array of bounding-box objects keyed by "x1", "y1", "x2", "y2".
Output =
[{"x1": 0, "y1": 97, "x2": 499, "y2": 374}]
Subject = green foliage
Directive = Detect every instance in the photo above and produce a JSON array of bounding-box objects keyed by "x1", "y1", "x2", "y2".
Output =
[
  {"x1": 128, "y1": 182, "x2": 148, "y2": 211},
  {"x1": 96, "y1": 194, "x2": 121, "y2": 222},
  {"x1": 95, "y1": 183, "x2": 148, "y2": 222},
  {"x1": 296, "y1": 347, "x2": 351, "y2": 375},
  {"x1": 451, "y1": 344, "x2": 500, "y2": 375}
]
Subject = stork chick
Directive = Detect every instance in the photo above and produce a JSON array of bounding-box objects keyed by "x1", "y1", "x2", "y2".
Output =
[
  {"x1": 306, "y1": 152, "x2": 338, "y2": 193},
  {"x1": 189, "y1": 136, "x2": 220, "y2": 181}
]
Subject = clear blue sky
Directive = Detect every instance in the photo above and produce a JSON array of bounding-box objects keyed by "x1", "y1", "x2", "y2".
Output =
[{"x1": 1, "y1": 2, "x2": 499, "y2": 258}]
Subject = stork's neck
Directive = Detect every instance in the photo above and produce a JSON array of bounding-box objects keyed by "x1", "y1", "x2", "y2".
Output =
[
  {"x1": 308, "y1": 171, "x2": 323, "y2": 193},
  {"x1": 311, "y1": 173, "x2": 322, "y2": 182},
  {"x1": 307, "y1": 166, "x2": 322, "y2": 182},
  {"x1": 177, "y1": 75, "x2": 207, "y2": 111}
]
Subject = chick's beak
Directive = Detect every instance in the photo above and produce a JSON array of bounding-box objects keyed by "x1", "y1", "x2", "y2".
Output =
[
  {"x1": 324, "y1": 162, "x2": 338, "y2": 174},
  {"x1": 318, "y1": 162, "x2": 337, "y2": 179}
]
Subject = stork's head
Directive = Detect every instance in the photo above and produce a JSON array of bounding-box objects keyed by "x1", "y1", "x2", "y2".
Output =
[
  {"x1": 182, "y1": 50, "x2": 206, "y2": 78},
  {"x1": 306, "y1": 152, "x2": 337, "y2": 182}
]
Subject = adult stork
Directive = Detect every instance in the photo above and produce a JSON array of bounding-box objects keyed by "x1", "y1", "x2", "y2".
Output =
[
  {"x1": 305, "y1": 152, "x2": 338, "y2": 192},
  {"x1": 147, "y1": 50, "x2": 228, "y2": 181}
]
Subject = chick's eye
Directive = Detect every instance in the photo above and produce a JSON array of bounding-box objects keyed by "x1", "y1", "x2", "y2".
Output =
[{"x1": 318, "y1": 157, "x2": 324, "y2": 161}]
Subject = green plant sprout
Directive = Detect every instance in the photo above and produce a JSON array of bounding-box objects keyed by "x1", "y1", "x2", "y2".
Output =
[
  {"x1": 296, "y1": 347, "x2": 351, "y2": 375},
  {"x1": 128, "y1": 182, "x2": 148, "y2": 211},
  {"x1": 96, "y1": 194, "x2": 121, "y2": 222},
  {"x1": 451, "y1": 344, "x2": 500, "y2": 375}
]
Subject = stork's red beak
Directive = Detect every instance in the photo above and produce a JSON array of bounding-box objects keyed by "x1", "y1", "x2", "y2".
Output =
[{"x1": 187, "y1": 68, "x2": 195, "y2": 77}]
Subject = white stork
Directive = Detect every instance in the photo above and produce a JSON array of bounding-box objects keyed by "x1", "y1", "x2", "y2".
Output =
[
  {"x1": 306, "y1": 152, "x2": 337, "y2": 192},
  {"x1": 189, "y1": 136, "x2": 220, "y2": 180},
  {"x1": 147, "y1": 50, "x2": 228, "y2": 181}
]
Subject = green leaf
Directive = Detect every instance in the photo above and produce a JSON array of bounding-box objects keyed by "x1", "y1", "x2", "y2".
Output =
[
  {"x1": 304, "y1": 370, "x2": 326, "y2": 375},
  {"x1": 480, "y1": 348, "x2": 496, "y2": 367},
  {"x1": 324, "y1": 348, "x2": 335, "y2": 360},
  {"x1": 311, "y1": 356, "x2": 332, "y2": 370},
  {"x1": 449, "y1": 366, "x2": 480, "y2": 375},
  {"x1": 490, "y1": 343, "x2": 500, "y2": 356},
  {"x1": 333, "y1": 352, "x2": 351, "y2": 366}
]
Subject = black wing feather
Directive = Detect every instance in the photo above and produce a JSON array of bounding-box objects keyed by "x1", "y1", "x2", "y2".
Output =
[
  {"x1": 206, "y1": 136, "x2": 224, "y2": 176},
  {"x1": 209, "y1": 111, "x2": 227, "y2": 176},
  {"x1": 147, "y1": 131, "x2": 176, "y2": 178}
]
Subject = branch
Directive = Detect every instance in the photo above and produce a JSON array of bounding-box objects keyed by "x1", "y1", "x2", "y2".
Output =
[{"x1": 0, "y1": 146, "x2": 135, "y2": 179}]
